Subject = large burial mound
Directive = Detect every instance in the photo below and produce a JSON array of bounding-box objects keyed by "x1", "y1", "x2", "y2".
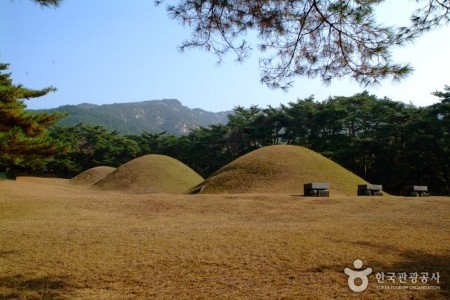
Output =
[
  {"x1": 94, "y1": 154, "x2": 204, "y2": 194},
  {"x1": 188, "y1": 145, "x2": 367, "y2": 195},
  {"x1": 70, "y1": 166, "x2": 116, "y2": 185}
]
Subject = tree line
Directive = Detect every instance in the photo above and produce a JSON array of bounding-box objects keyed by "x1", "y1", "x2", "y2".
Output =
[
  {"x1": 2, "y1": 1, "x2": 449, "y2": 194},
  {"x1": 45, "y1": 89, "x2": 449, "y2": 196},
  {"x1": 1, "y1": 63, "x2": 449, "y2": 195}
]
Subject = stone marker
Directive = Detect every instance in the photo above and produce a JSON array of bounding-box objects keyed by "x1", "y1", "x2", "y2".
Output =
[
  {"x1": 304, "y1": 182, "x2": 330, "y2": 197},
  {"x1": 404, "y1": 185, "x2": 429, "y2": 197},
  {"x1": 357, "y1": 184, "x2": 383, "y2": 196}
]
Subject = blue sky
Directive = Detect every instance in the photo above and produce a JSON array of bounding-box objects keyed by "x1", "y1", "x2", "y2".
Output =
[{"x1": 1, "y1": 0, "x2": 449, "y2": 112}]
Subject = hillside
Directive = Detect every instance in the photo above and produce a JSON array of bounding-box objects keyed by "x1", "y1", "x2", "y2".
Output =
[
  {"x1": 70, "y1": 166, "x2": 116, "y2": 186},
  {"x1": 94, "y1": 154, "x2": 204, "y2": 194},
  {"x1": 33, "y1": 99, "x2": 230, "y2": 135},
  {"x1": 188, "y1": 145, "x2": 367, "y2": 195}
]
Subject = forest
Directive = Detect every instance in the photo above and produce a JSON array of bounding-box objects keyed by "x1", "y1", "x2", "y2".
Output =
[
  {"x1": 2, "y1": 1, "x2": 449, "y2": 196},
  {"x1": 1, "y1": 63, "x2": 449, "y2": 195},
  {"x1": 20, "y1": 88, "x2": 450, "y2": 196}
]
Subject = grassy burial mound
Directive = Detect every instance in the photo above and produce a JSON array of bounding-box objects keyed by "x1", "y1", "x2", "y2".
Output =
[
  {"x1": 70, "y1": 166, "x2": 116, "y2": 185},
  {"x1": 188, "y1": 145, "x2": 366, "y2": 195},
  {"x1": 94, "y1": 154, "x2": 204, "y2": 194}
]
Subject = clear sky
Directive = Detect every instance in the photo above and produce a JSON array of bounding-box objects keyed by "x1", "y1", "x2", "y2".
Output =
[{"x1": 1, "y1": 0, "x2": 449, "y2": 112}]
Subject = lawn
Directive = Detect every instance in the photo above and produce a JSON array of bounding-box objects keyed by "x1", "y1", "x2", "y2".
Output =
[{"x1": 0, "y1": 177, "x2": 448, "y2": 299}]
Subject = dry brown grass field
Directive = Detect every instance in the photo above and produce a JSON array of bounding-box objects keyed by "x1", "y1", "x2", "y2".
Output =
[{"x1": 0, "y1": 177, "x2": 449, "y2": 299}]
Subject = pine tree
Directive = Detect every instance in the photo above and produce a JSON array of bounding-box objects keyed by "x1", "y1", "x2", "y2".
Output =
[
  {"x1": 0, "y1": 63, "x2": 64, "y2": 176},
  {"x1": 157, "y1": 0, "x2": 449, "y2": 89},
  {"x1": 31, "y1": 0, "x2": 61, "y2": 7}
]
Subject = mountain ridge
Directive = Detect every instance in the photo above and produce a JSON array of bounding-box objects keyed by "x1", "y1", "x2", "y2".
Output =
[{"x1": 33, "y1": 99, "x2": 231, "y2": 135}]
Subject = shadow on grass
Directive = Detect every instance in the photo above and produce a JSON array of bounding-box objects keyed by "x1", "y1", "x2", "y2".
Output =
[
  {"x1": 0, "y1": 250, "x2": 18, "y2": 258},
  {"x1": 324, "y1": 238, "x2": 450, "y2": 298},
  {"x1": 372, "y1": 248, "x2": 449, "y2": 297},
  {"x1": 0, "y1": 275, "x2": 73, "y2": 300}
]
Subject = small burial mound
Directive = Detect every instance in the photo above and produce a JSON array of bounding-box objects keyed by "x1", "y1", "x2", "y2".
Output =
[
  {"x1": 187, "y1": 145, "x2": 366, "y2": 196},
  {"x1": 70, "y1": 166, "x2": 116, "y2": 186},
  {"x1": 94, "y1": 154, "x2": 204, "y2": 194}
]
